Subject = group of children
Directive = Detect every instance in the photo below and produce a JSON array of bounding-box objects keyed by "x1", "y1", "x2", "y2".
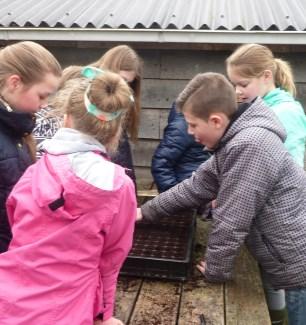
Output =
[
  {"x1": 0, "y1": 40, "x2": 305, "y2": 325},
  {"x1": 0, "y1": 41, "x2": 139, "y2": 325}
]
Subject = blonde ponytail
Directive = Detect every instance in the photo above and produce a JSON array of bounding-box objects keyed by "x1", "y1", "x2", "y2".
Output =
[{"x1": 274, "y1": 58, "x2": 296, "y2": 96}]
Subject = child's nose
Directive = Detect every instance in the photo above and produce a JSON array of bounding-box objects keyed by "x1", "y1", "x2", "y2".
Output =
[{"x1": 39, "y1": 100, "x2": 48, "y2": 109}]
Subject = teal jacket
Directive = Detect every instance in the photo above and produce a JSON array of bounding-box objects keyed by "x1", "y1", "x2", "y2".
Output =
[{"x1": 263, "y1": 88, "x2": 306, "y2": 167}]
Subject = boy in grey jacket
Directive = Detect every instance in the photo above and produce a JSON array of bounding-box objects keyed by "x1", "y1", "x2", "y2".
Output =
[{"x1": 138, "y1": 72, "x2": 306, "y2": 325}]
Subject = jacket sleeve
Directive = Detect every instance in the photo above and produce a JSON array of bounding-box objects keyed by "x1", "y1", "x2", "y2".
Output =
[
  {"x1": 204, "y1": 143, "x2": 278, "y2": 282},
  {"x1": 97, "y1": 180, "x2": 137, "y2": 321},
  {"x1": 0, "y1": 157, "x2": 22, "y2": 252},
  {"x1": 151, "y1": 107, "x2": 195, "y2": 192},
  {"x1": 142, "y1": 155, "x2": 217, "y2": 221}
]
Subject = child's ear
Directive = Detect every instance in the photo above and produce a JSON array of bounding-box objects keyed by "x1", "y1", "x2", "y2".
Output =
[
  {"x1": 263, "y1": 69, "x2": 273, "y2": 81},
  {"x1": 209, "y1": 113, "x2": 230, "y2": 130},
  {"x1": 6, "y1": 74, "x2": 22, "y2": 90},
  {"x1": 209, "y1": 114, "x2": 223, "y2": 129}
]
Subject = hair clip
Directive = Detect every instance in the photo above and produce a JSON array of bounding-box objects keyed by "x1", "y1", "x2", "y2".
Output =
[
  {"x1": 81, "y1": 66, "x2": 104, "y2": 79},
  {"x1": 84, "y1": 85, "x2": 123, "y2": 121},
  {"x1": 82, "y1": 66, "x2": 135, "y2": 121}
]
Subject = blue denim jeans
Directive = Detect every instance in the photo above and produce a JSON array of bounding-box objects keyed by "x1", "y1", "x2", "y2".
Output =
[{"x1": 285, "y1": 287, "x2": 306, "y2": 325}]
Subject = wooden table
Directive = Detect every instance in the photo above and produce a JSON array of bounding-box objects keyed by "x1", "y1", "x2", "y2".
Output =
[{"x1": 115, "y1": 219, "x2": 270, "y2": 325}]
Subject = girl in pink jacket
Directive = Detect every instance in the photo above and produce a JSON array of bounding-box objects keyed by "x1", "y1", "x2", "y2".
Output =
[{"x1": 0, "y1": 68, "x2": 137, "y2": 325}]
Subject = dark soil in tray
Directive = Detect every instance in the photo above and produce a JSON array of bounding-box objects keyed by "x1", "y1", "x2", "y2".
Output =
[{"x1": 120, "y1": 211, "x2": 196, "y2": 280}]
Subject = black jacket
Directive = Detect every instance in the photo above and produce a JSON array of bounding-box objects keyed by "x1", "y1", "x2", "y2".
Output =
[
  {"x1": 0, "y1": 103, "x2": 35, "y2": 252},
  {"x1": 151, "y1": 103, "x2": 211, "y2": 192},
  {"x1": 111, "y1": 130, "x2": 137, "y2": 191}
]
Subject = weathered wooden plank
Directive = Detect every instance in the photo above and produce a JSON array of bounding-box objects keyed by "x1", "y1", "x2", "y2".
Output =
[
  {"x1": 129, "y1": 280, "x2": 182, "y2": 325},
  {"x1": 138, "y1": 50, "x2": 161, "y2": 79},
  {"x1": 296, "y1": 83, "x2": 306, "y2": 111},
  {"x1": 138, "y1": 108, "x2": 170, "y2": 139},
  {"x1": 114, "y1": 277, "x2": 143, "y2": 323},
  {"x1": 159, "y1": 50, "x2": 306, "y2": 83},
  {"x1": 137, "y1": 189, "x2": 158, "y2": 198},
  {"x1": 49, "y1": 46, "x2": 104, "y2": 67},
  {"x1": 161, "y1": 50, "x2": 229, "y2": 79},
  {"x1": 135, "y1": 166, "x2": 154, "y2": 189},
  {"x1": 160, "y1": 109, "x2": 170, "y2": 137},
  {"x1": 142, "y1": 79, "x2": 188, "y2": 109},
  {"x1": 278, "y1": 52, "x2": 306, "y2": 83},
  {"x1": 179, "y1": 219, "x2": 224, "y2": 325},
  {"x1": 132, "y1": 139, "x2": 159, "y2": 167},
  {"x1": 179, "y1": 276, "x2": 224, "y2": 325},
  {"x1": 138, "y1": 109, "x2": 160, "y2": 139},
  {"x1": 225, "y1": 248, "x2": 270, "y2": 325}
]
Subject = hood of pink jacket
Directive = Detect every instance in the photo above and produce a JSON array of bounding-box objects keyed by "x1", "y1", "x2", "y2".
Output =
[{"x1": 31, "y1": 128, "x2": 126, "y2": 219}]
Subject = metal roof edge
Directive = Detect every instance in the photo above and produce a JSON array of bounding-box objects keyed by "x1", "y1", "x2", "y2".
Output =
[{"x1": 0, "y1": 28, "x2": 305, "y2": 44}]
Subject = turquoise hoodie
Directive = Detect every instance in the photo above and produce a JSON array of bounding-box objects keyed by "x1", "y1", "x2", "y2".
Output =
[{"x1": 263, "y1": 88, "x2": 306, "y2": 167}]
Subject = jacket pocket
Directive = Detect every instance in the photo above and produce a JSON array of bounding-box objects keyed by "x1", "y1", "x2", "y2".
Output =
[{"x1": 261, "y1": 234, "x2": 285, "y2": 265}]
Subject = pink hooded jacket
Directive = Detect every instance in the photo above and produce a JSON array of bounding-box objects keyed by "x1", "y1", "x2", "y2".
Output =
[{"x1": 0, "y1": 128, "x2": 136, "y2": 325}]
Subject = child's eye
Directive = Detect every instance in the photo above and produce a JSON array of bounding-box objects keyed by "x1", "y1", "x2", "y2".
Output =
[{"x1": 238, "y1": 81, "x2": 250, "y2": 87}]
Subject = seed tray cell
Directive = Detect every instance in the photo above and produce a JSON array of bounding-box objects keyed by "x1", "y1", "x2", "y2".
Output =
[{"x1": 120, "y1": 211, "x2": 196, "y2": 281}]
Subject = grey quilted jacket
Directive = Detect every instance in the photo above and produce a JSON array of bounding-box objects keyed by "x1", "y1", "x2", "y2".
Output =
[{"x1": 141, "y1": 97, "x2": 306, "y2": 290}]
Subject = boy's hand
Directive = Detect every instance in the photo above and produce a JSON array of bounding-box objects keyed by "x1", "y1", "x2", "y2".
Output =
[
  {"x1": 136, "y1": 208, "x2": 143, "y2": 221},
  {"x1": 196, "y1": 260, "x2": 206, "y2": 274}
]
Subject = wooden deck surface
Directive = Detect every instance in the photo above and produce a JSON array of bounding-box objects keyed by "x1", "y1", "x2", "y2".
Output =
[{"x1": 115, "y1": 219, "x2": 271, "y2": 325}]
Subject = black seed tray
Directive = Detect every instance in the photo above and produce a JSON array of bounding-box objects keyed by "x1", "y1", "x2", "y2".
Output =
[{"x1": 120, "y1": 211, "x2": 196, "y2": 281}]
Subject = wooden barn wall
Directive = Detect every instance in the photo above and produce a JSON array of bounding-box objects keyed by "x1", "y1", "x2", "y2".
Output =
[{"x1": 45, "y1": 44, "x2": 306, "y2": 188}]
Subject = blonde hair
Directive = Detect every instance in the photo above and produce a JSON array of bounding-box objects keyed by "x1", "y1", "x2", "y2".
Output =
[
  {"x1": 92, "y1": 45, "x2": 143, "y2": 142},
  {"x1": 59, "y1": 65, "x2": 82, "y2": 89},
  {"x1": 226, "y1": 43, "x2": 296, "y2": 96},
  {"x1": 0, "y1": 41, "x2": 61, "y2": 89},
  {"x1": 51, "y1": 71, "x2": 133, "y2": 153},
  {"x1": 177, "y1": 73, "x2": 237, "y2": 120},
  {"x1": 47, "y1": 65, "x2": 83, "y2": 119}
]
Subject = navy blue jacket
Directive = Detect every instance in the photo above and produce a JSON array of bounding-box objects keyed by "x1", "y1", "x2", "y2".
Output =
[
  {"x1": 0, "y1": 103, "x2": 35, "y2": 252},
  {"x1": 151, "y1": 103, "x2": 211, "y2": 193}
]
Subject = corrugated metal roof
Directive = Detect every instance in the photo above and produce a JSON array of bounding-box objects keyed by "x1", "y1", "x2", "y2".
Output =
[{"x1": 0, "y1": 0, "x2": 305, "y2": 31}]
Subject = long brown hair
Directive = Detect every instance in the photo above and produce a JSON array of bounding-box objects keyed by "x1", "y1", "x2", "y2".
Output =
[{"x1": 92, "y1": 45, "x2": 143, "y2": 142}]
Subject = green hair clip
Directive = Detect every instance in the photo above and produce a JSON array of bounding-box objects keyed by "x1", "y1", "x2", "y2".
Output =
[{"x1": 81, "y1": 66, "x2": 104, "y2": 79}]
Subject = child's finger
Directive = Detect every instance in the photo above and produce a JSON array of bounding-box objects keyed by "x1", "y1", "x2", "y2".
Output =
[
  {"x1": 136, "y1": 208, "x2": 143, "y2": 221},
  {"x1": 196, "y1": 263, "x2": 205, "y2": 274}
]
